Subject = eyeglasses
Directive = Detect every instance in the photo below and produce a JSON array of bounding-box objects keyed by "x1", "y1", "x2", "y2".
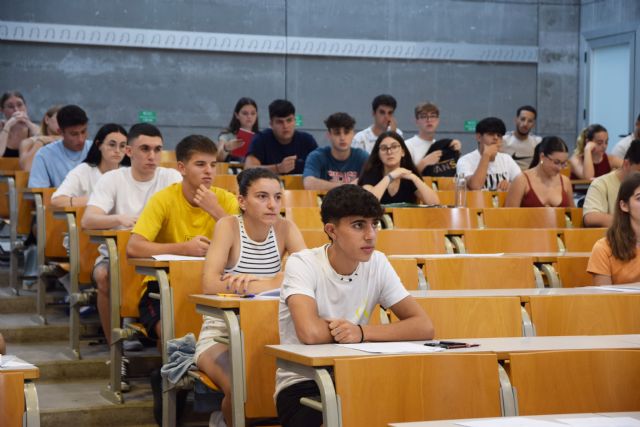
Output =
[
  {"x1": 543, "y1": 154, "x2": 568, "y2": 168},
  {"x1": 379, "y1": 144, "x2": 402, "y2": 154},
  {"x1": 418, "y1": 113, "x2": 439, "y2": 121}
]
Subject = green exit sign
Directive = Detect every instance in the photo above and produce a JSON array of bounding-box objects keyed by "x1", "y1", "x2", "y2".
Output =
[
  {"x1": 295, "y1": 114, "x2": 303, "y2": 127},
  {"x1": 464, "y1": 120, "x2": 478, "y2": 132},
  {"x1": 138, "y1": 110, "x2": 157, "y2": 123}
]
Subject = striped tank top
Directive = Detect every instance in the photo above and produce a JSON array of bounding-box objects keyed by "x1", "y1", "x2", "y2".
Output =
[{"x1": 225, "y1": 215, "x2": 281, "y2": 276}]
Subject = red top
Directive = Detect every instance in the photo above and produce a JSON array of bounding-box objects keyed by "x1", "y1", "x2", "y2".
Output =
[
  {"x1": 521, "y1": 173, "x2": 571, "y2": 207},
  {"x1": 570, "y1": 152, "x2": 611, "y2": 179}
]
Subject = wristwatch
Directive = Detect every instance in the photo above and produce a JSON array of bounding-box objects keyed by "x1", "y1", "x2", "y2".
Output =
[{"x1": 387, "y1": 173, "x2": 395, "y2": 182}]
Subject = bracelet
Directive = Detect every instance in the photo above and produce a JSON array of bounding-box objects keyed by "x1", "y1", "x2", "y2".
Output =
[
  {"x1": 358, "y1": 324, "x2": 365, "y2": 343},
  {"x1": 387, "y1": 173, "x2": 394, "y2": 182}
]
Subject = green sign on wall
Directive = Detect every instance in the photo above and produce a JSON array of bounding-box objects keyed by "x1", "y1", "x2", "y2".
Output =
[
  {"x1": 138, "y1": 110, "x2": 157, "y2": 123},
  {"x1": 295, "y1": 114, "x2": 303, "y2": 127},
  {"x1": 464, "y1": 120, "x2": 478, "y2": 132}
]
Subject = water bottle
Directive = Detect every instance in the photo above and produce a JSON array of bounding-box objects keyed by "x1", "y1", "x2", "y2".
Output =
[{"x1": 454, "y1": 175, "x2": 467, "y2": 207}]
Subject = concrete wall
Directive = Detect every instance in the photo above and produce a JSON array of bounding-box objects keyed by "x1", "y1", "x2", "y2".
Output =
[{"x1": 1, "y1": 1, "x2": 583, "y2": 151}]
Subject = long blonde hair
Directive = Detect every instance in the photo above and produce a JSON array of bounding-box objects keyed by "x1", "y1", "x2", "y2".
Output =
[{"x1": 40, "y1": 105, "x2": 62, "y2": 136}]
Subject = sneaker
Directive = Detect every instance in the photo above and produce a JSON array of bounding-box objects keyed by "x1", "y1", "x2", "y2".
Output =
[
  {"x1": 209, "y1": 411, "x2": 227, "y2": 427},
  {"x1": 120, "y1": 356, "x2": 131, "y2": 392},
  {"x1": 123, "y1": 337, "x2": 143, "y2": 352},
  {"x1": 22, "y1": 279, "x2": 37, "y2": 291}
]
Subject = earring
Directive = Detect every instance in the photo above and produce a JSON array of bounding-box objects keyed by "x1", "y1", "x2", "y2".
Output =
[{"x1": 540, "y1": 160, "x2": 544, "y2": 165}]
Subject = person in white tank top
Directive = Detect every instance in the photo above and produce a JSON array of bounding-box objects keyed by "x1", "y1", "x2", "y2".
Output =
[{"x1": 195, "y1": 168, "x2": 306, "y2": 427}]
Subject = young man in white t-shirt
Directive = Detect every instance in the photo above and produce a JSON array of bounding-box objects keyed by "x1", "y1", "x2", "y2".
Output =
[
  {"x1": 352, "y1": 94, "x2": 403, "y2": 154},
  {"x1": 81, "y1": 123, "x2": 182, "y2": 389},
  {"x1": 405, "y1": 102, "x2": 461, "y2": 173},
  {"x1": 456, "y1": 117, "x2": 521, "y2": 191},
  {"x1": 275, "y1": 184, "x2": 434, "y2": 427}
]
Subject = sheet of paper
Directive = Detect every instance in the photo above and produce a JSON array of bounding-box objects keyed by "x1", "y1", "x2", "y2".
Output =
[
  {"x1": 557, "y1": 417, "x2": 640, "y2": 427},
  {"x1": 151, "y1": 254, "x2": 205, "y2": 261},
  {"x1": 0, "y1": 355, "x2": 35, "y2": 369},
  {"x1": 595, "y1": 286, "x2": 640, "y2": 293},
  {"x1": 337, "y1": 341, "x2": 445, "y2": 354},
  {"x1": 455, "y1": 417, "x2": 564, "y2": 427}
]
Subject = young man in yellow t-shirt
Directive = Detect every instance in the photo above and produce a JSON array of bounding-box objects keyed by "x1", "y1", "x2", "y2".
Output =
[{"x1": 126, "y1": 134, "x2": 240, "y2": 340}]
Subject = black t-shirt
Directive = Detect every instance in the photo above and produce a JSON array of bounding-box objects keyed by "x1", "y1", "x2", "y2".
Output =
[
  {"x1": 247, "y1": 129, "x2": 318, "y2": 174},
  {"x1": 358, "y1": 170, "x2": 418, "y2": 204},
  {"x1": 421, "y1": 138, "x2": 459, "y2": 177}
]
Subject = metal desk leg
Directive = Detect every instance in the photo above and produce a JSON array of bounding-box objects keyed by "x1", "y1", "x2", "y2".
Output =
[
  {"x1": 277, "y1": 360, "x2": 341, "y2": 427},
  {"x1": 65, "y1": 213, "x2": 81, "y2": 359},
  {"x1": 538, "y1": 263, "x2": 561, "y2": 288},
  {"x1": 33, "y1": 194, "x2": 46, "y2": 325},
  {"x1": 100, "y1": 237, "x2": 124, "y2": 404},
  {"x1": 158, "y1": 269, "x2": 178, "y2": 427},
  {"x1": 24, "y1": 381, "x2": 40, "y2": 427},
  {"x1": 7, "y1": 176, "x2": 20, "y2": 294},
  {"x1": 498, "y1": 363, "x2": 517, "y2": 417}
]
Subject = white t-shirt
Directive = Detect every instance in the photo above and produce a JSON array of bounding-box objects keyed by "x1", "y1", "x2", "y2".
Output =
[
  {"x1": 456, "y1": 150, "x2": 521, "y2": 190},
  {"x1": 275, "y1": 245, "x2": 409, "y2": 397},
  {"x1": 88, "y1": 166, "x2": 182, "y2": 219},
  {"x1": 352, "y1": 125, "x2": 403, "y2": 154},
  {"x1": 405, "y1": 135, "x2": 435, "y2": 165},
  {"x1": 52, "y1": 163, "x2": 103, "y2": 200},
  {"x1": 501, "y1": 131, "x2": 542, "y2": 171},
  {"x1": 611, "y1": 134, "x2": 635, "y2": 159},
  {"x1": 88, "y1": 166, "x2": 182, "y2": 260}
]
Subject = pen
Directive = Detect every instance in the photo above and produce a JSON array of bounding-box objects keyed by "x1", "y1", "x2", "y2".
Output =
[{"x1": 216, "y1": 293, "x2": 255, "y2": 298}]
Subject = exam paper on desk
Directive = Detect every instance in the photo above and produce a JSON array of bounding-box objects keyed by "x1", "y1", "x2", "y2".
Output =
[
  {"x1": 337, "y1": 342, "x2": 444, "y2": 354},
  {"x1": 455, "y1": 416, "x2": 640, "y2": 427}
]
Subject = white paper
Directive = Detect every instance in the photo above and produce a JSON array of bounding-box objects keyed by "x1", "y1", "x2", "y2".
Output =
[
  {"x1": 151, "y1": 254, "x2": 205, "y2": 261},
  {"x1": 455, "y1": 417, "x2": 564, "y2": 427},
  {"x1": 594, "y1": 286, "x2": 640, "y2": 293},
  {"x1": 557, "y1": 417, "x2": 640, "y2": 427},
  {"x1": 257, "y1": 288, "x2": 280, "y2": 297},
  {"x1": 0, "y1": 355, "x2": 35, "y2": 369},
  {"x1": 337, "y1": 341, "x2": 445, "y2": 354}
]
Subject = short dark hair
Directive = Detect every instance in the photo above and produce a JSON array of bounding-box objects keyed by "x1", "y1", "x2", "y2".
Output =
[
  {"x1": 372, "y1": 94, "x2": 397, "y2": 112},
  {"x1": 624, "y1": 140, "x2": 640, "y2": 165},
  {"x1": 175, "y1": 134, "x2": 217, "y2": 163},
  {"x1": 324, "y1": 112, "x2": 356, "y2": 131},
  {"x1": 516, "y1": 105, "x2": 537, "y2": 119},
  {"x1": 321, "y1": 184, "x2": 383, "y2": 224},
  {"x1": 127, "y1": 123, "x2": 162, "y2": 145},
  {"x1": 236, "y1": 167, "x2": 280, "y2": 197},
  {"x1": 84, "y1": 123, "x2": 130, "y2": 167},
  {"x1": 56, "y1": 105, "x2": 89, "y2": 130},
  {"x1": 268, "y1": 99, "x2": 295, "y2": 120},
  {"x1": 476, "y1": 117, "x2": 506, "y2": 136}
]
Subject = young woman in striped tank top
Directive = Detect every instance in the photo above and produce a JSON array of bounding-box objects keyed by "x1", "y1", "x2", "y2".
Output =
[{"x1": 195, "y1": 168, "x2": 306, "y2": 426}]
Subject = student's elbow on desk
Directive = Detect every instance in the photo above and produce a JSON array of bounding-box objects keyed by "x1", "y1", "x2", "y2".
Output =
[{"x1": 295, "y1": 325, "x2": 331, "y2": 345}]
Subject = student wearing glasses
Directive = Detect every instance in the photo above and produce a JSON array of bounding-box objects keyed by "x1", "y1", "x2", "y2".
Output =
[
  {"x1": 357, "y1": 131, "x2": 439, "y2": 205},
  {"x1": 405, "y1": 102, "x2": 461, "y2": 174},
  {"x1": 505, "y1": 136, "x2": 574, "y2": 207}
]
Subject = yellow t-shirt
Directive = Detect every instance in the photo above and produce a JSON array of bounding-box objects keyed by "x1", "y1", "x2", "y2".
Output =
[
  {"x1": 132, "y1": 182, "x2": 240, "y2": 292},
  {"x1": 587, "y1": 237, "x2": 640, "y2": 284}
]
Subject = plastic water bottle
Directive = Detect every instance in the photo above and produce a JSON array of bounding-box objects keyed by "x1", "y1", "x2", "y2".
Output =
[{"x1": 454, "y1": 175, "x2": 467, "y2": 207}]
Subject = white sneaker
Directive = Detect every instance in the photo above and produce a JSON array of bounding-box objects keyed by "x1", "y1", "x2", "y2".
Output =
[{"x1": 209, "y1": 410, "x2": 227, "y2": 427}]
